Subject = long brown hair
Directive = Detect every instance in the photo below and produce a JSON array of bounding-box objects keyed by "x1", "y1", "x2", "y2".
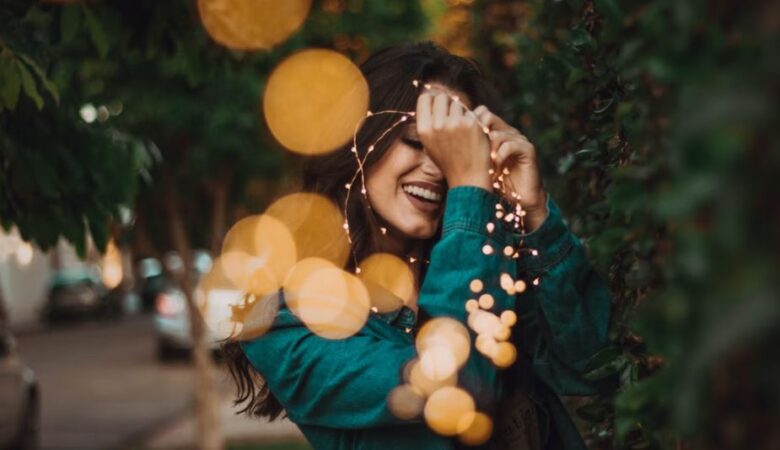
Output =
[{"x1": 223, "y1": 41, "x2": 503, "y2": 420}]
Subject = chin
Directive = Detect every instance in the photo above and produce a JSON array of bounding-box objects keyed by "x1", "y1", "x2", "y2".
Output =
[{"x1": 397, "y1": 220, "x2": 440, "y2": 240}]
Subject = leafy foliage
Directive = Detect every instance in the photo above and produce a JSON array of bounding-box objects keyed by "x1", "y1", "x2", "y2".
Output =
[
  {"x1": 474, "y1": 0, "x2": 779, "y2": 448},
  {"x1": 0, "y1": 0, "x2": 148, "y2": 255}
]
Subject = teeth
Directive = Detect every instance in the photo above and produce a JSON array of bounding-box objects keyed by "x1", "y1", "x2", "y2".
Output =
[{"x1": 402, "y1": 185, "x2": 442, "y2": 202}]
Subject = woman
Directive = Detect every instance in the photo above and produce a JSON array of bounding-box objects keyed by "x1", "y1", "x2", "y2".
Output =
[{"x1": 223, "y1": 42, "x2": 611, "y2": 450}]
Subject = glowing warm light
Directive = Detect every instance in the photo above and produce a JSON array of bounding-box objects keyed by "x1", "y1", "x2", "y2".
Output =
[
  {"x1": 475, "y1": 333, "x2": 498, "y2": 358},
  {"x1": 469, "y1": 279, "x2": 483, "y2": 293},
  {"x1": 387, "y1": 384, "x2": 425, "y2": 420},
  {"x1": 416, "y1": 318, "x2": 471, "y2": 370},
  {"x1": 492, "y1": 342, "x2": 518, "y2": 368},
  {"x1": 478, "y1": 293, "x2": 494, "y2": 309},
  {"x1": 465, "y1": 299, "x2": 479, "y2": 313},
  {"x1": 514, "y1": 279, "x2": 527, "y2": 293},
  {"x1": 264, "y1": 49, "x2": 369, "y2": 155},
  {"x1": 482, "y1": 244, "x2": 494, "y2": 255},
  {"x1": 294, "y1": 266, "x2": 370, "y2": 339},
  {"x1": 266, "y1": 192, "x2": 349, "y2": 267},
  {"x1": 468, "y1": 310, "x2": 502, "y2": 336},
  {"x1": 198, "y1": 0, "x2": 311, "y2": 50},
  {"x1": 100, "y1": 239, "x2": 122, "y2": 289},
  {"x1": 195, "y1": 256, "x2": 277, "y2": 341},
  {"x1": 406, "y1": 359, "x2": 457, "y2": 397},
  {"x1": 358, "y1": 253, "x2": 415, "y2": 312},
  {"x1": 499, "y1": 273, "x2": 514, "y2": 292},
  {"x1": 283, "y1": 257, "x2": 337, "y2": 317},
  {"x1": 457, "y1": 411, "x2": 494, "y2": 446},
  {"x1": 15, "y1": 242, "x2": 34, "y2": 267},
  {"x1": 503, "y1": 245, "x2": 514, "y2": 256},
  {"x1": 500, "y1": 310, "x2": 517, "y2": 327},
  {"x1": 420, "y1": 345, "x2": 458, "y2": 382},
  {"x1": 424, "y1": 387, "x2": 476, "y2": 436},
  {"x1": 493, "y1": 325, "x2": 511, "y2": 341},
  {"x1": 221, "y1": 214, "x2": 297, "y2": 296}
]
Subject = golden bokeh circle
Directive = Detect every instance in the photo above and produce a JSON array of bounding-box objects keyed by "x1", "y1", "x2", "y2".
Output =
[
  {"x1": 358, "y1": 253, "x2": 415, "y2": 313},
  {"x1": 387, "y1": 384, "x2": 425, "y2": 420},
  {"x1": 198, "y1": 0, "x2": 312, "y2": 50},
  {"x1": 295, "y1": 266, "x2": 370, "y2": 339},
  {"x1": 457, "y1": 411, "x2": 494, "y2": 446},
  {"x1": 416, "y1": 317, "x2": 471, "y2": 370},
  {"x1": 220, "y1": 214, "x2": 297, "y2": 297},
  {"x1": 424, "y1": 387, "x2": 476, "y2": 436},
  {"x1": 266, "y1": 192, "x2": 349, "y2": 267},
  {"x1": 264, "y1": 49, "x2": 369, "y2": 155}
]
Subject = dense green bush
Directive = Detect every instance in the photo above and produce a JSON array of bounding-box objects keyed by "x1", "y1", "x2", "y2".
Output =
[{"x1": 474, "y1": 0, "x2": 779, "y2": 448}]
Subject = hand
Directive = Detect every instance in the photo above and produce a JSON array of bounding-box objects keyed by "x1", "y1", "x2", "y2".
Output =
[
  {"x1": 474, "y1": 106, "x2": 548, "y2": 232},
  {"x1": 416, "y1": 92, "x2": 492, "y2": 191}
]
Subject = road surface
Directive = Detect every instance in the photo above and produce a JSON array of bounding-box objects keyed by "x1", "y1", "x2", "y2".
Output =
[{"x1": 16, "y1": 316, "x2": 199, "y2": 450}]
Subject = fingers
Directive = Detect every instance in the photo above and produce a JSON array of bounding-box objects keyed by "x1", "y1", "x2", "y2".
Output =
[
  {"x1": 432, "y1": 93, "x2": 450, "y2": 130},
  {"x1": 474, "y1": 105, "x2": 511, "y2": 132},
  {"x1": 448, "y1": 98, "x2": 464, "y2": 125},
  {"x1": 494, "y1": 139, "x2": 536, "y2": 169},
  {"x1": 416, "y1": 93, "x2": 432, "y2": 134}
]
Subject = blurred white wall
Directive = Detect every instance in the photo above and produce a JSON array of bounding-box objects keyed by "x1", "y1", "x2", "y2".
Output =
[{"x1": 0, "y1": 229, "x2": 91, "y2": 330}]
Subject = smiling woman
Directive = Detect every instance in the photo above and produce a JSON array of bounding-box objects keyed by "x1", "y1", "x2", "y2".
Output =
[{"x1": 222, "y1": 42, "x2": 612, "y2": 450}]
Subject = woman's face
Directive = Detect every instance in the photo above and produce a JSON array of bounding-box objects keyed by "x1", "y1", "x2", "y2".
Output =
[{"x1": 365, "y1": 83, "x2": 469, "y2": 241}]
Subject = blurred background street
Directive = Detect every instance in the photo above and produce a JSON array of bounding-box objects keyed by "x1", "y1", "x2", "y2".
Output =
[{"x1": 16, "y1": 316, "x2": 305, "y2": 450}]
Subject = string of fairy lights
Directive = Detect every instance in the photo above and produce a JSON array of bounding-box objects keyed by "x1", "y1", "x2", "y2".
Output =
[{"x1": 341, "y1": 79, "x2": 542, "y2": 362}]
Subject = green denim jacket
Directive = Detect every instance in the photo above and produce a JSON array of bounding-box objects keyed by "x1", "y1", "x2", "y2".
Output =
[{"x1": 241, "y1": 186, "x2": 612, "y2": 450}]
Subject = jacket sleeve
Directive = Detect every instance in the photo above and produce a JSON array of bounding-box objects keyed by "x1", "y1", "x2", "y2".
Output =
[
  {"x1": 241, "y1": 186, "x2": 519, "y2": 429},
  {"x1": 512, "y1": 195, "x2": 612, "y2": 395}
]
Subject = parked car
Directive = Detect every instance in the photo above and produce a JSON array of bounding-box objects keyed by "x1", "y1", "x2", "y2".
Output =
[
  {"x1": 136, "y1": 258, "x2": 169, "y2": 312},
  {"x1": 153, "y1": 251, "x2": 222, "y2": 361},
  {"x1": 0, "y1": 325, "x2": 39, "y2": 450},
  {"x1": 42, "y1": 268, "x2": 119, "y2": 323}
]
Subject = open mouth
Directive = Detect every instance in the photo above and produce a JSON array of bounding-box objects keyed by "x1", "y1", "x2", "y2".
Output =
[{"x1": 401, "y1": 183, "x2": 444, "y2": 213}]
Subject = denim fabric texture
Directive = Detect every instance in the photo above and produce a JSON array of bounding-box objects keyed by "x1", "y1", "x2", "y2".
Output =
[{"x1": 241, "y1": 186, "x2": 612, "y2": 450}]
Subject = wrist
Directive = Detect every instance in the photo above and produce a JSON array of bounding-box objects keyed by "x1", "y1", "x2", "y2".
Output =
[{"x1": 448, "y1": 172, "x2": 492, "y2": 191}]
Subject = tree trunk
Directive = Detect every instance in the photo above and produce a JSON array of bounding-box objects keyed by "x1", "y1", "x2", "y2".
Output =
[
  {"x1": 208, "y1": 167, "x2": 233, "y2": 257},
  {"x1": 163, "y1": 178, "x2": 224, "y2": 450}
]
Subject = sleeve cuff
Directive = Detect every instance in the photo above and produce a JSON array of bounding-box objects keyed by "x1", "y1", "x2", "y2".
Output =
[
  {"x1": 441, "y1": 186, "x2": 506, "y2": 238},
  {"x1": 514, "y1": 195, "x2": 575, "y2": 275}
]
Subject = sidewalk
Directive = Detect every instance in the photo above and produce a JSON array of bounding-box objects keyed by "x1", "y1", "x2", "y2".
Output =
[{"x1": 141, "y1": 393, "x2": 308, "y2": 449}]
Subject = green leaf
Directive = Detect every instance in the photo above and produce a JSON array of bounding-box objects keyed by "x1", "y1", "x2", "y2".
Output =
[
  {"x1": 16, "y1": 62, "x2": 44, "y2": 110},
  {"x1": 60, "y1": 5, "x2": 81, "y2": 44},
  {"x1": 17, "y1": 54, "x2": 60, "y2": 104},
  {"x1": 81, "y1": 6, "x2": 109, "y2": 58},
  {"x1": 0, "y1": 58, "x2": 21, "y2": 109}
]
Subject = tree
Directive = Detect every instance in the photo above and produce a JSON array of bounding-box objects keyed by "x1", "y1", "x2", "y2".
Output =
[
  {"x1": 0, "y1": 0, "x2": 148, "y2": 328},
  {"x1": 474, "y1": 0, "x2": 779, "y2": 448},
  {"x1": 30, "y1": 1, "x2": 431, "y2": 449}
]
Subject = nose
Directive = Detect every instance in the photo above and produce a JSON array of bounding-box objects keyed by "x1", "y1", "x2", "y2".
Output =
[{"x1": 420, "y1": 151, "x2": 444, "y2": 180}]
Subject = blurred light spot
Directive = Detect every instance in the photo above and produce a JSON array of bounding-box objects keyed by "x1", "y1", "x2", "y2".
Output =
[
  {"x1": 499, "y1": 273, "x2": 514, "y2": 292},
  {"x1": 416, "y1": 317, "x2": 471, "y2": 370},
  {"x1": 478, "y1": 293, "x2": 494, "y2": 309},
  {"x1": 420, "y1": 345, "x2": 458, "y2": 381},
  {"x1": 387, "y1": 384, "x2": 425, "y2": 420},
  {"x1": 514, "y1": 279, "x2": 527, "y2": 293},
  {"x1": 468, "y1": 309, "x2": 501, "y2": 336},
  {"x1": 264, "y1": 49, "x2": 369, "y2": 155},
  {"x1": 500, "y1": 310, "x2": 517, "y2": 327},
  {"x1": 221, "y1": 214, "x2": 297, "y2": 296},
  {"x1": 295, "y1": 266, "x2": 370, "y2": 339},
  {"x1": 358, "y1": 253, "x2": 414, "y2": 312},
  {"x1": 198, "y1": 0, "x2": 311, "y2": 50},
  {"x1": 469, "y1": 279, "x2": 483, "y2": 293},
  {"x1": 97, "y1": 105, "x2": 109, "y2": 122},
  {"x1": 457, "y1": 411, "x2": 493, "y2": 446},
  {"x1": 101, "y1": 239, "x2": 123, "y2": 289},
  {"x1": 80, "y1": 104, "x2": 97, "y2": 123},
  {"x1": 283, "y1": 257, "x2": 338, "y2": 318},
  {"x1": 492, "y1": 342, "x2": 517, "y2": 368},
  {"x1": 482, "y1": 244, "x2": 494, "y2": 255},
  {"x1": 493, "y1": 325, "x2": 510, "y2": 341},
  {"x1": 424, "y1": 387, "x2": 476, "y2": 436},
  {"x1": 475, "y1": 333, "x2": 498, "y2": 358},
  {"x1": 15, "y1": 241, "x2": 33, "y2": 266},
  {"x1": 465, "y1": 299, "x2": 479, "y2": 313},
  {"x1": 406, "y1": 359, "x2": 457, "y2": 397},
  {"x1": 266, "y1": 192, "x2": 349, "y2": 267}
]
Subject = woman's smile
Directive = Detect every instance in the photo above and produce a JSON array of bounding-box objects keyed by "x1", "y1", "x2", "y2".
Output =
[{"x1": 400, "y1": 181, "x2": 445, "y2": 214}]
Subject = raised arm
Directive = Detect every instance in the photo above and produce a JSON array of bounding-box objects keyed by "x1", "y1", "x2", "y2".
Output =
[{"x1": 513, "y1": 195, "x2": 612, "y2": 395}]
